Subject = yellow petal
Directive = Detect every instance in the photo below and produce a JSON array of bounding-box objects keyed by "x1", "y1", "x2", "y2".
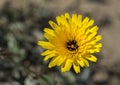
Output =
[
  {"x1": 94, "y1": 43, "x2": 102, "y2": 48},
  {"x1": 48, "y1": 56, "x2": 61, "y2": 68},
  {"x1": 88, "y1": 37, "x2": 102, "y2": 46},
  {"x1": 61, "y1": 59, "x2": 72, "y2": 72},
  {"x1": 60, "y1": 14, "x2": 70, "y2": 28},
  {"x1": 77, "y1": 60, "x2": 85, "y2": 67},
  {"x1": 56, "y1": 15, "x2": 68, "y2": 26},
  {"x1": 44, "y1": 28, "x2": 55, "y2": 36},
  {"x1": 86, "y1": 32, "x2": 97, "y2": 41},
  {"x1": 73, "y1": 64, "x2": 80, "y2": 73},
  {"x1": 94, "y1": 47, "x2": 101, "y2": 52},
  {"x1": 86, "y1": 55, "x2": 97, "y2": 62},
  {"x1": 86, "y1": 19, "x2": 94, "y2": 28},
  {"x1": 56, "y1": 16, "x2": 62, "y2": 25},
  {"x1": 38, "y1": 41, "x2": 54, "y2": 50},
  {"x1": 57, "y1": 56, "x2": 66, "y2": 66},
  {"x1": 72, "y1": 14, "x2": 77, "y2": 24},
  {"x1": 44, "y1": 28, "x2": 54, "y2": 34},
  {"x1": 90, "y1": 26, "x2": 98, "y2": 33},
  {"x1": 95, "y1": 35, "x2": 102, "y2": 41},
  {"x1": 49, "y1": 20, "x2": 59, "y2": 30},
  {"x1": 88, "y1": 49, "x2": 95, "y2": 53},
  {"x1": 82, "y1": 17, "x2": 89, "y2": 24},
  {"x1": 77, "y1": 15, "x2": 82, "y2": 27},
  {"x1": 44, "y1": 33, "x2": 53, "y2": 40},
  {"x1": 65, "y1": 13, "x2": 70, "y2": 19},
  {"x1": 44, "y1": 53, "x2": 56, "y2": 61},
  {"x1": 81, "y1": 58, "x2": 89, "y2": 67},
  {"x1": 41, "y1": 50, "x2": 56, "y2": 56}
]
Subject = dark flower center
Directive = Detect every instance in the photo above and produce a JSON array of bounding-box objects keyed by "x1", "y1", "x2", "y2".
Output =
[{"x1": 66, "y1": 40, "x2": 79, "y2": 51}]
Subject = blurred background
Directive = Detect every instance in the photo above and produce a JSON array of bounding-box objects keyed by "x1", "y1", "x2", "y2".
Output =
[{"x1": 0, "y1": 0, "x2": 120, "y2": 85}]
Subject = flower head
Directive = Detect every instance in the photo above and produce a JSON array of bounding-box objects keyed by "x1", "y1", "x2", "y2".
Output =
[{"x1": 38, "y1": 13, "x2": 102, "y2": 73}]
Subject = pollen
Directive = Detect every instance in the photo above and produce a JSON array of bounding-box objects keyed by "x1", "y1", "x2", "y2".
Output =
[{"x1": 66, "y1": 40, "x2": 79, "y2": 51}]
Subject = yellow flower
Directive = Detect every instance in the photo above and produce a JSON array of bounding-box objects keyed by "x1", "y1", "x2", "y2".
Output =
[{"x1": 38, "y1": 13, "x2": 102, "y2": 73}]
